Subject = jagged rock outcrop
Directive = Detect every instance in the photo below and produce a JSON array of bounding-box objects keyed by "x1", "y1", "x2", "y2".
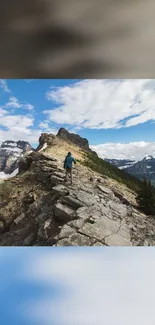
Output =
[
  {"x1": 57, "y1": 128, "x2": 89, "y2": 150},
  {"x1": 36, "y1": 133, "x2": 58, "y2": 152},
  {"x1": 57, "y1": 128, "x2": 97, "y2": 155},
  {"x1": 1, "y1": 143, "x2": 155, "y2": 246},
  {"x1": 0, "y1": 140, "x2": 34, "y2": 176}
]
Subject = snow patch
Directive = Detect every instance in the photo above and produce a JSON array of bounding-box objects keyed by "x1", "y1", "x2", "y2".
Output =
[
  {"x1": 1, "y1": 147, "x2": 23, "y2": 153},
  {"x1": 119, "y1": 162, "x2": 136, "y2": 169},
  {"x1": 38, "y1": 143, "x2": 47, "y2": 152},
  {"x1": 26, "y1": 150, "x2": 33, "y2": 154},
  {"x1": 2, "y1": 142, "x2": 17, "y2": 147},
  {"x1": 144, "y1": 155, "x2": 153, "y2": 160},
  {"x1": 0, "y1": 168, "x2": 19, "y2": 179}
]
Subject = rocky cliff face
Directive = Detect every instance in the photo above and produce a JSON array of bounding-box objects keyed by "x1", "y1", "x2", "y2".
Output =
[
  {"x1": 0, "y1": 132, "x2": 155, "y2": 247},
  {"x1": 0, "y1": 140, "x2": 34, "y2": 176},
  {"x1": 57, "y1": 128, "x2": 90, "y2": 150}
]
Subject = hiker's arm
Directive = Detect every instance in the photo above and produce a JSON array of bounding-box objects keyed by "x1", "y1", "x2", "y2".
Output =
[{"x1": 73, "y1": 158, "x2": 76, "y2": 164}]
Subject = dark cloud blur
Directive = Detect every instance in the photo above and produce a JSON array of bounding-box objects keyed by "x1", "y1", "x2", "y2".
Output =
[{"x1": 0, "y1": 0, "x2": 155, "y2": 78}]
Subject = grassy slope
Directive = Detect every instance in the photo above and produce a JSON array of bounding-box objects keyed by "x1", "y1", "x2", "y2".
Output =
[{"x1": 82, "y1": 151, "x2": 152, "y2": 194}]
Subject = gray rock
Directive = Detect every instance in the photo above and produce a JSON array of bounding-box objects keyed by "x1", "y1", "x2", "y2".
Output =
[
  {"x1": 53, "y1": 171, "x2": 65, "y2": 179},
  {"x1": 58, "y1": 225, "x2": 76, "y2": 239},
  {"x1": 67, "y1": 218, "x2": 85, "y2": 229},
  {"x1": 23, "y1": 233, "x2": 35, "y2": 246},
  {"x1": 35, "y1": 212, "x2": 49, "y2": 225},
  {"x1": 76, "y1": 191, "x2": 97, "y2": 206},
  {"x1": 80, "y1": 217, "x2": 120, "y2": 241},
  {"x1": 105, "y1": 234, "x2": 132, "y2": 246},
  {"x1": 38, "y1": 219, "x2": 52, "y2": 240},
  {"x1": 52, "y1": 185, "x2": 69, "y2": 196},
  {"x1": 51, "y1": 175, "x2": 64, "y2": 186},
  {"x1": 108, "y1": 200, "x2": 127, "y2": 217},
  {"x1": 14, "y1": 213, "x2": 25, "y2": 225},
  {"x1": 54, "y1": 203, "x2": 76, "y2": 221},
  {"x1": 61, "y1": 195, "x2": 84, "y2": 209},
  {"x1": 93, "y1": 241, "x2": 105, "y2": 246},
  {"x1": 96, "y1": 185, "x2": 113, "y2": 196},
  {"x1": 56, "y1": 233, "x2": 92, "y2": 246},
  {"x1": 117, "y1": 223, "x2": 131, "y2": 241},
  {"x1": 76, "y1": 206, "x2": 91, "y2": 220}
]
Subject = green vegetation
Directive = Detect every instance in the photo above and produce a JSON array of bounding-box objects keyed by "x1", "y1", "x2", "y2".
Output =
[
  {"x1": 82, "y1": 152, "x2": 143, "y2": 191},
  {"x1": 82, "y1": 152, "x2": 155, "y2": 216},
  {"x1": 136, "y1": 179, "x2": 155, "y2": 216},
  {"x1": 0, "y1": 181, "x2": 13, "y2": 200}
]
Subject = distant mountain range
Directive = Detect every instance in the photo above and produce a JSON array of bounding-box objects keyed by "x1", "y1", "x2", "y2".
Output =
[
  {"x1": 105, "y1": 155, "x2": 155, "y2": 186},
  {"x1": 0, "y1": 140, "x2": 34, "y2": 179}
]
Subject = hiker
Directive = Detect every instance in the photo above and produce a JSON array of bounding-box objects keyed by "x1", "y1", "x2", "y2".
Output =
[{"x1": 64, "y1": 152, "x2": 76, "y2": 184}]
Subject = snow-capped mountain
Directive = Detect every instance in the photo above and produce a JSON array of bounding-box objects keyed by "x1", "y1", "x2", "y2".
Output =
[
  {"x1": 0, "y1": 140, "x2": 34, "y2": 179},
  {"x1": 104, "y1": 158, "x2": 136, "y2": 169},
  {"x1": 105, "y1": 155, "x2": 155, "y2": 186}
]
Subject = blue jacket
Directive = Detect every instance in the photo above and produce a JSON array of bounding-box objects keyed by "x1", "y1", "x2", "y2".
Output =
[{"x1": 64, "y1": 155, "x2": 76, "y2": 169}]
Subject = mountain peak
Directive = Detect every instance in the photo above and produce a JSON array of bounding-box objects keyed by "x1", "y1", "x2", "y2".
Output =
[
  {"x1": 57, "y1": 128, "x2": 90, "y2": 151},
  {"x1": 0, "y1": 140, "x2": 34, "y2": 175},
  {"x1": 143, "y1": 155, "x2": 154, "y2": 161}
]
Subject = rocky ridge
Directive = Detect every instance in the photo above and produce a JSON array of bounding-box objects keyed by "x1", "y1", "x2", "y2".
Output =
[{"x1": 0, "y1": 131, "x2": 155, "y2": 246}]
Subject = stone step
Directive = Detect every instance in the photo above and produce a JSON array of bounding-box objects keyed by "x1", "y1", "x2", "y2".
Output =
[
  {"x1": 52, "y1": 185, "x2": 70, "y2": 196},
  {"x1": 61, "y1": 195, "x2": 84, "y2": 209},
  {"x1": 54, "y1": 202, "x2": 76, "y2": 222}
]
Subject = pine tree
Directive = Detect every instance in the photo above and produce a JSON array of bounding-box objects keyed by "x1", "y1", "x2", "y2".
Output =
[{"x1": 137, "y1": 178, "x2": 155, "y2": 216}]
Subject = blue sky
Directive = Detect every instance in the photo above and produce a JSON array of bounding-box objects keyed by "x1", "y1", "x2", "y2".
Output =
[
  {"x1": 1, "y1": 79, "x2": 155, "y2": 160},
  {"x1": 1, "y1": 247, "x2": 155, "y2": 325}
]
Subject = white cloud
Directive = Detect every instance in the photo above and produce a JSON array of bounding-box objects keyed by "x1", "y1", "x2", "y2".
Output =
[
  {"x1": 0, "y1": 127, "x2": 42, "y2": 145},
  {"x1": 44, "y1": 79, "x2": 155, "y2": 129},
  {"x1": 0, "y1": 79, "x2": 11, "y2": 93},
  {"x1": 4, "y1": 96, "x2": 34, "y2": 111},
  {"x1": 39, "y1": 122, "x2": 49, "y2": 129},
  {"x1": 0, "y1": 110, "x2": 42, "y2": 144},
  {"x1": 0, "y1": 114, "x2": 33, "y2": 129},
  {"x1": 91, "y1": 141, "x2": 155, "y2": 161},
  {"x1": 5, "y1": 96, "x2": 22, "y2": 109},
  {"x1": 21, "y1": 249, "x2": 155, "y2": 325},
  {"x1": 38, "y1": 121, "x2": 58, "y2": 134},
  {"x1": 0, "y1": 108, "x2": 8, "y2": 117},
  {"x1": 24, "y1": 103, "x2": 34, "y2": 111}
]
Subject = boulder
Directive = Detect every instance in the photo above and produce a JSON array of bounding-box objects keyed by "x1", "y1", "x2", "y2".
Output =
[{"x1": 54, "y1": 203, "x2": 76, "y2": 222}]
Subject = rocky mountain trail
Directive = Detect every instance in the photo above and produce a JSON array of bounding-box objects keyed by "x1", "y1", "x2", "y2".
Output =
[
  {"x1": 0, "y1": 142, "x2": 155, "y2": 246},
  {"x1": 1, "y1": 130, "x2": 155, "y2": 246}
]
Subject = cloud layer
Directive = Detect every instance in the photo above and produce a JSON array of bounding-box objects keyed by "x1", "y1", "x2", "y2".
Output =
[
  {"x1": 45, "y1": 79, "x2": 155, "y2": 129},
  {"x1": 91, "y1": 141, "x2": 155, "y2": 160}
]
